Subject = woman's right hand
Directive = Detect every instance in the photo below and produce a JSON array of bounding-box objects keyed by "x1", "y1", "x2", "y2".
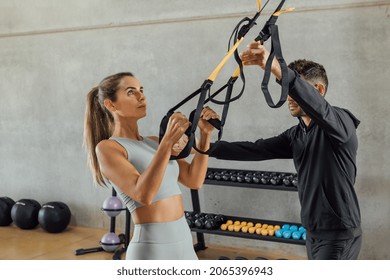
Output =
[{"x1": 162, "y1": 112, "x2": 191, "y2": 150}]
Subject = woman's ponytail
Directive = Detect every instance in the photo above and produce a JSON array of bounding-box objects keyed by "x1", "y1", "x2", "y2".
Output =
[
  {"x1": 83, "y1": 72, "x2": 134, "y2": 187},
  {"x1": 83, "y1": 86, "x2": 114, "y2": 187}
]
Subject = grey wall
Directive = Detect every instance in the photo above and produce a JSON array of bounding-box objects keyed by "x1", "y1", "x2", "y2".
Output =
[{"x1": 0, "y1": 0, "x2": 389, "y2": 259}]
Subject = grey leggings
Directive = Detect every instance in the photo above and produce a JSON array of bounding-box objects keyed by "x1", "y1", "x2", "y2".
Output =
[{"x1": 126, "y1": 216, "x2": 198, "y2": 260}]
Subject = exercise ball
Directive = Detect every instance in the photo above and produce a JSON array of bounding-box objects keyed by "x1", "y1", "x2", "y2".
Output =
[
  {"x1": 102, "y1": 196, "x2": 123, "y2": 217},
  {"x1": 0, "y1": 197, "x2": 15, "y2": 226},
  {"x1": 100, "y1": 232, "x2": 121, "y2": 252},
  {"x1": 11, "y1": 199, "x2": 41, "y2": 229},
  {"x1": 38, "y1": 201, "x2": 71, "y2": 233}
]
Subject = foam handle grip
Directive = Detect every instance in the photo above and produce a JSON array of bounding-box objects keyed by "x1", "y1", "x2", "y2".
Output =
[{"x1": 208, "y1": 118, "x2": 221, "y2": 130}]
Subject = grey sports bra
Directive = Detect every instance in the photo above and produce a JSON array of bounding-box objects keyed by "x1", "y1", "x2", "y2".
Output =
[{"x1": 106, "y1": 137, "x2": 182, "y2": 213}]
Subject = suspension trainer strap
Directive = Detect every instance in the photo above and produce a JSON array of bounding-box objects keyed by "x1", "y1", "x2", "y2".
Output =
[
  {"x1": 159, "y1": 30, "x2": 249, "y2": 160},
  {"x1": 158, "y1": 87, "x2": 202, "y2": 156},
  {"x1": 254, "y1": 3, "x2": 294, "y2": 108},
  {"x1": 191, "y1": 75, "x2": 237, "y2": 155},
  {"x1": 159, "y1": 80, "x2": 212, "y2": 160},
  {"x1": 159, "y1": 0, "x2": 294, "y2": 160},
  {"x1": 261, "y1": 24, "x2": 289, "y2": 108}
]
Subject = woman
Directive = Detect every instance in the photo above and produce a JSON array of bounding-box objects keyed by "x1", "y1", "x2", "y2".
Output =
[{"x1": 83, "y1": 72, "x2": 218, "y2": 259}]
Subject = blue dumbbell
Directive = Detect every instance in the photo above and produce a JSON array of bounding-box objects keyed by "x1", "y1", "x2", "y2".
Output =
[
  {"x1": 289, "y1": 225, "x2": 298, "y2": 232},
  {"x1": 299, "y1": 226, "x2": 306, "y2": 232},
  {"x1": 292, "y1": 230, "x2": 302, "y2": 240},
  {"x1": 275, "y1": 229, "x2": 284, "y2": 238},
  {"x1": 282, "y1": 224, "x2": 290, "y2": 230},
  {"x1": 302, "y1": 231, "x2": 306, "y2": 240},
  {"x1": 282, "y1": 230, "x2": 292, "y2": 239}
]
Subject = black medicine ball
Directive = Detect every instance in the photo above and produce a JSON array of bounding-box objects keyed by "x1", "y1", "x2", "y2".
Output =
[
  {"x1": 0, "y1": 197, "x2": 16, "y2": 226},
  {"x1": 38, "y1": 201, "x2": 71, "y2": 233},
  {"x1": 11, "y1": 199, "x2": 41, "y2": 229}
]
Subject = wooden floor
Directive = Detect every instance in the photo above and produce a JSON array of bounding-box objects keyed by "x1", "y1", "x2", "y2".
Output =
[{"x1": 0, "y1": 225, "x2": 306, "y2": 260}]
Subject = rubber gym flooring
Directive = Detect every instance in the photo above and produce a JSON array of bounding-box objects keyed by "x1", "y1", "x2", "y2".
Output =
[{"x1": 0, "y1": 225, "x2": 306, "y2": 260}]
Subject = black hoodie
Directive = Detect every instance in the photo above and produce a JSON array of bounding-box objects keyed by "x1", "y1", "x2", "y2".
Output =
[{"x1": 209, "y1": 68, "x2": 362, "y2": 240}]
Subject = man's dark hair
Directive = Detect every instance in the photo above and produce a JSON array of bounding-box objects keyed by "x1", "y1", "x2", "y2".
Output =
[{"x1": 288, "y1": 59, "x2": 328, "y2": 94}]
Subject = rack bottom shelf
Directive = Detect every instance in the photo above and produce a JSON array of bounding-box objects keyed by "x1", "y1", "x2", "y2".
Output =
[{"x1": 189, "y1": 214, "x2": 306, "y2": 246}]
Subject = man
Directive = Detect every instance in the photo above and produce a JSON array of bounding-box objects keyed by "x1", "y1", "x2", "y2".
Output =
[{"x1": 209, "y1": 41, "x2": 362, "y2": 260}]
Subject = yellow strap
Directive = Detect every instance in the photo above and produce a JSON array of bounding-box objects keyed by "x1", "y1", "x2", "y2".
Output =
[
  {"x1": 257, "y1": 0, "x2": 261, "y2": 11},
  {"x1": 232, "y1": 66, "x2": 241, "y2": 78},
  {"x1": 208, "y1": 1, "x2": 292, "y2": 82},
  {"x1": 208, "y1": 37, "x2": 244, "y2": 81},
  {"x1": 273, "y1": 7, "x2": 295, "y2": 17},
  {"x1": 208, "y1": 0, "x2": 261, "y2": 81}
]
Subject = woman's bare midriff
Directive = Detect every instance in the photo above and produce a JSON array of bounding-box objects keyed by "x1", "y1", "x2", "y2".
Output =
[{"x1": 131, "y1": 194, "x2": 184, "y2": 224}]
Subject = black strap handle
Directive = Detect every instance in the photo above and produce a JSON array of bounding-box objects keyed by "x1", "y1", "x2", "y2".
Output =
[
  {"x1": 190, "y1": 76, "x2": 237, "y2": 156},
  {"x1": 260, "y1": 24, "x2": 288, "y2": 108},
  {"x1": 159, "y1": 80, "x2": 214, "y2": 160}
]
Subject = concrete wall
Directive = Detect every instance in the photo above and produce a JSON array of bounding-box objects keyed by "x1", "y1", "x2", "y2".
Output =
[{"x1": 0, "y1": 0, "x2": 389, "y2": 259}]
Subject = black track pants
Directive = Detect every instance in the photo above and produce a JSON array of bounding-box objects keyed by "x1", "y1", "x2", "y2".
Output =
[{"x1": 306, "y1": 235, "x2": 362, "y2": 260}]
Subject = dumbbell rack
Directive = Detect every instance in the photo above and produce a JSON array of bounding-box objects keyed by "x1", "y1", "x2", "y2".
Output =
[
  {"x1": 74, "y1": 187, "x2": 131, "y2": 260},
  {"x1": 189, "y1": 167, "x2": 305, "y2": 252}
]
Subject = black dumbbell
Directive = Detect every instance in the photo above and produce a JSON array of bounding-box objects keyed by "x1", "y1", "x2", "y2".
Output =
[
  {"x1": 213, "y1": 172, "x2": 222, "y2": 181},
  {"x1": 204, "y1": 214, "x2": 226, "y2": 230},
  {"x1": 270, "y1": 175, "x2": 282, "y2": 185},
  {"x1": 244, "y1": 172, "x2": 253, "y2": 183},
  {"x1": 185, "y1": 211, "x2": 195, "y2": 227},
  {"x1": 206, "y1": 171, "x2": 214, "y2": 180},
  {"x1": 222, "y1": 171, "x2": 232, "y2": 181},
  {"x1": 230, "y1": 172, "x2": 237, "y2": 182},
  {"x1": 237, "y1": 171, "x2": 246, "y2": 182},
  {"x1": 204, "y1": 218, "x2": 216, "y2": 230},
  {"x1": 252, "y1": 172, "x2": 261, "y2": 183},
  {"x1": 214, "y1": 214, "x2": 226, "y2": 225},
  {"x1": 283, "y1": 175, "x2": 294, "y2": 186},
  {"x1": 194, "y1": 213, "x2": 206, "y2": 229},
  {"x1": 261, "y1": 175, "x2": 270, "y2": 184},
  {"x1": 292, "y1": 176, "x2": 298, "y2": 187}
]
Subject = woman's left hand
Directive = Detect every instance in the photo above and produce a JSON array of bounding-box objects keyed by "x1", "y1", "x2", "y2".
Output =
[{"x1": 198, "y1": 106, "x2": 220, "y2": 135}]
